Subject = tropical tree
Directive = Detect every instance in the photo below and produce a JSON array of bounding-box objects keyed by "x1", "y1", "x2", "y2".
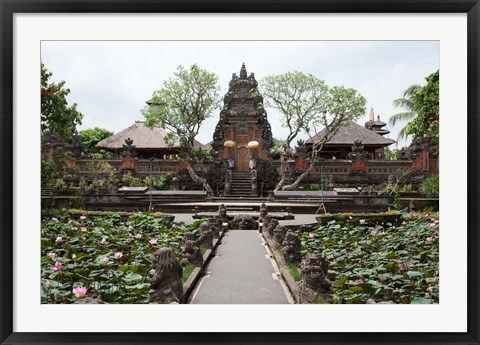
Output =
[
  {"x1": 388, "y1": 84, "x2": 421, "y2": 141},
  {"x1": 41, "y1": 63, "x2": 83, "y2": 139},
  {"x1": 260, "y1": 71, "x2": 367, "y2": 191},
  {"x1": 408, "y1": 70, "x2": 439, "y2": 148},
  {"x1": 141, "y1": 64, "x2": 221, "y2": 194},
  {"x1": 79, "y1": 127, "x2": 114, "y2": 157},
  {"x1": 389, "y1": 70, "x2": 439, "y2": 146}
]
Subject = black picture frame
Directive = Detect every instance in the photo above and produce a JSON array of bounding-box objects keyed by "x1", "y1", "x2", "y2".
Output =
[{"x1": 1, "y1": 1, "x2": 479, "y2": 344}]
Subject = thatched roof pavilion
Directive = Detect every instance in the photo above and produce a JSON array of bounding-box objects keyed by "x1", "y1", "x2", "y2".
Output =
[
  {"x1": 96, "y1": 121, "x2": 203, "y2": 158},
  {"x1": 305, "y1": 121, "x2": 395, "y2": 159}
]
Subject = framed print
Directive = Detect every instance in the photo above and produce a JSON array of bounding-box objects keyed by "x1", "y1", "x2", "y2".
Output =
[{"x1": 1, "y1": 1, "x2": 479, "y2": 344}]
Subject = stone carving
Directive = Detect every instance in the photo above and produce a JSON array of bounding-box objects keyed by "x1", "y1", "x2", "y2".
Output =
[
  {"x1": 282, "y1": 230, "x2": 301, "y2": 264},
  {"x1": 180, "y1": 240, "x2": 203, "y2": 268},
  {"x1": 182, "y1": 232, "x2": 196, "y2": 245},
  {"x1": 121, "y1": 137, "x2": 137, "y2": 158},
  {"x1": 251, "y1": 169, "x2": 258, "y2": 196},
  {"x1": 273, "y1": 224, "x2": 287, "y2": 245},
  {"x1": 259, "y1": 203, "x2": 268, "y2": 223},
  {"x1": 149, "y1": 248, "x2": 183, "y2": 304},
  {"x1": 230, "y1": 215, "x2": 257, "y2": 230},
  {"x1": 299, "y1": 251, "x2": 332, "y2": 304},
  {"x1": 348, "y1": 138, "x2": 366, "y2": 160},
  {"x1": 197, "y1": 222, "x2": 214, "y2": 248},
  {"x1": 207, "y1": 217, "x2": 222, "y2": 238},
  {"x1": 266, "y1": 218, "x2": 279, "y2": 238},
  {"x1": 224, "y1": 169, "x2": 232, "y2": 196},
  {"x1": 218, "y1": 204, "x2": 228, "y2": 222}
]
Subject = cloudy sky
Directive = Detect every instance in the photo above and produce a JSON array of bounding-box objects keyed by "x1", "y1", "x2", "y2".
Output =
[{"x1": 41, "y1": 40, "x2": 439, "y2": 147}]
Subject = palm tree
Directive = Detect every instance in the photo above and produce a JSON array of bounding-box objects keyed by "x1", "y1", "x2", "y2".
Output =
[{"x1": 389, "y1": 84, "x2": 421, "y2": 141}]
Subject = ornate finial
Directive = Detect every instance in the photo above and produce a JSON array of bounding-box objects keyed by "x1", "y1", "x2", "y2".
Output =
[
  {"x1": 240, "y1": 63, "x2": 247, "y2": 78},
  {"x1": 369, "y1": 107, "x2": 374, "y2": 121},
  {"x1": 377, "y1": 115, "x2": 380, "y2": 121}
]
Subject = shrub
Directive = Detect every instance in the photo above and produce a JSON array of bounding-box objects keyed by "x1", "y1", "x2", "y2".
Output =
[{"x1": 420, "y1": 175, "x2": 439, "y2": 198}]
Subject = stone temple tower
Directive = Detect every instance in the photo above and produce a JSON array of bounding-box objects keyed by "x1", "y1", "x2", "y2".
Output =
[{"x1": 211, "y1": 63, "x2": 274, "y2": 170}]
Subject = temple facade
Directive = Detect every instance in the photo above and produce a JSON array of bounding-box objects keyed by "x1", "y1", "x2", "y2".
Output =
[{"x1": 211, "y1": 63, "x2": 274, "y2": 171}]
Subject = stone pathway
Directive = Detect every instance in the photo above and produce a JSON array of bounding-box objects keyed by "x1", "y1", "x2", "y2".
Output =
[{"x1": 189, "y1": 230, "x2": 292, "y2": 304}]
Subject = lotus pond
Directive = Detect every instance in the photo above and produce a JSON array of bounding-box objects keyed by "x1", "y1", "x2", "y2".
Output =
[
  {"x1": 298, "y1": 212, "x2": 439, "y2": 304},
  {"x1": 41, "y1": 211, "x2": 202, "y2": 304}
]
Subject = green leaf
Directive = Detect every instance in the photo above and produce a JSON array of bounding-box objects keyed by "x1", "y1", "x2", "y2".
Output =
[
  {"x1": 336, "y1": 276, "x2": 347, "y2": 287},
  {"x1": 407, "y1": 271, "x2": 423, "y2": 279},
  {"x1": 122, "y1": 271, "x2": 143, "y2": 282},
  {"x1": 410, "y1": 297, "x2": 431, "y2": 304}
]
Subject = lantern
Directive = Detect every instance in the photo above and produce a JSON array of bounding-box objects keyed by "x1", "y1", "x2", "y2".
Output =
[
  {"x1": 223, "y1": 140, "x2": 235, "y2": 148},
  {"x1": 247, "y1": 140, "x2": 259, "y2": 149}
]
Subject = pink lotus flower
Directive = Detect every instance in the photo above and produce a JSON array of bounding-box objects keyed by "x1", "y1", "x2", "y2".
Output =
[
  {"x1": 309, "y1": 233, "x2": 315, "y2": 239},
  {"x1": 172, "y1": 223, "x2": 177, "y2": 228},
  {"x1": 45, "y1": 280, "x2": 51, "y2": 289},
  {"x1": 359, "y1": 219, "x2": 366, "y2": 224},
  {"x1": 62, "y1": 208, "x2": 67, "y2": 211},
  {"x1": 80, "y1": 215, "x2": 87, "y2": 220},
  {"x1": 371, "y1": 229, "x2": 377, "y2": 235},
  {"x1": 55, "y1": 236, "x2": 63, "y2": 243},
  {"x1": 80, "y1": 227, "x2": 87, "y2": 232},
  {"x1": 402, "y1": 221, "x2": 407, "y2": 225},
  {"x1": 72, "y1": 286, "x2": 88, "y2": 298},
  {"x1": 52, "y1": 261, "x2": 62, "y2": 271},
  {"x1": 430, "y1": 223, "x2": 436, "y2": 227},
  {"x1": 149, "y1": 238, "x2": 158, "y2": 244},
  {"x1": 434, "y1": 219, "x2": 439, "y2": 224},
  {"x1": 114, "y1": 252, "x2": 123, "y2": 259},
  {"x1": 412, "y1": 213, "x2": 417, "y2": 217},
  {"x1": 52, "y1": 217, "x2": 59, "y2": 223},
  {"x1": 102, "y1": 257, "x2": 109, "y2": 264},
  {"x1": 379, "y1": 275, "x2": 388, "y2": 282},
  {"x1": 47, "y1": 252, "x2": 56, "y2": 259},
  {"x1": 101, "y1": 238, "x2": 107, "y2": 244},
  {"x1": 136, "y1": 233, "x2": 142, "y2": 239},
  {"x1": 72, "y1": 254, "x2": 76, "y2": 259},
  {"x1": 426, "y1": 237, "x2": 433, "y2": 242},
  {"x1": 398, "y1": 263, "x2": 407, "y2": 270}
]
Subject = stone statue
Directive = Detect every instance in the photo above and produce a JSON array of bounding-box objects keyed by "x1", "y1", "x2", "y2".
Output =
[
  {"x1": 206, "y1": 217, "x2": 222, "y2": 238},
  {"x1": 149, "y1": 248, "x2": 183, "y2": 304},
  {"x1": 182, "y1": 232, "x2": 196, "y2": 245},
  {"x1": 273, "y1": 224, "x2": 287, "y2": 245},
  {"x1": 298, "y1": 251, "x2": 332, "y2": 304},
  {"x1": 230, "y1": 215, "x2": 257, "y2": 230},
  {"x1": 218, "y1": 204, "x2": 228, "y2": 222},
  {"x1": 180, "y1": 240, "x2": 203, "y2": 268},
  {"x1": 266, "y1": 218, "x2": 279, "y2": 238},
  {"x1": 259, "y1": 203, "x2": 268, "y2": 223},
  {"x1": 197, "y1": 223, "x2": 213, "y2": 248},
  {"x1": 282, "y1": 230, "x2": 301, "y2": 264}
]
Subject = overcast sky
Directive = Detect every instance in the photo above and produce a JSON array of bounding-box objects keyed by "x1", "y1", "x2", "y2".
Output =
[{"x1": 41, "y1": 41, "x2": 439, "y2": 147}]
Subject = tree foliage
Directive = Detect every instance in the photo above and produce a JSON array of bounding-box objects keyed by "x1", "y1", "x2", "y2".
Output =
[
  {"x1": 41, "y1": 63, "x2": 83, "y2": 139},
  {"x1": 141, "y1": 64, "x2": 221, "y2": 194},
  {"x1": 79, "y1": 127, "x2": 114, "y2": 157},
  {"x1": 408, "y1": 70, "x2": 439, "y2": 144},
  {"x1": 389, "y1": 70, "x2": 439, "y2": 147},
  {"x1": 260, "y1": 71, "x2": 367, "y2": 191}
]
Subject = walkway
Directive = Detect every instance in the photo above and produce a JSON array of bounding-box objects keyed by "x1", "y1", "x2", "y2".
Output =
[{"x1": 189, "y1": 230, "x2": 292, "y2": 304}]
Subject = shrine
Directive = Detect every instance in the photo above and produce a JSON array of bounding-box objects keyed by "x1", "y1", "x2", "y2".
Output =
[{"x1": 211, "y1": 63, "x2": 274, "y2": 170}]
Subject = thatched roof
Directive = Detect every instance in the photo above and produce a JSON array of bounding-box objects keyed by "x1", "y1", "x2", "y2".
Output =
[
  {"x1": 306, "y1": 121, "x2": 395, "y2": 146},
  {"x1": 96, "y1": 121, "x2": 203, "y2": 150}
]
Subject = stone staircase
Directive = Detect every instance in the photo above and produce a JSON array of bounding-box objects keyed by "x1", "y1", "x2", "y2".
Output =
[{"x1": 230, "y1": 171, "x2": 254, "y2": 197}]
